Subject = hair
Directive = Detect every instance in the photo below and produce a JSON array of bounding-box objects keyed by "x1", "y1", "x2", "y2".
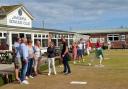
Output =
[
  {"x1": 16, "y1": 37, "x2": 20, "y2": 42},
  {"x1": 27, "y1": 39, "x2": 32, "y2": 44}
]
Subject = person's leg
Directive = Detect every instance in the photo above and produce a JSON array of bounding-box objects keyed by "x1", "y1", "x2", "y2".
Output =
[
  {"x1": 15, "y1": 68, "x2": 19, "y2": 80},
  {"x1": 34, "y1": 58, "x2": 38, "y2": 75},
  {"x1": 63, "y1": 58, "x2": 67, "y2": 73},
  {"x1": 26, "y1": 59, "x2": 30, "y2": 77},
  {"x1": 51, "y1": 58, "x2": 56, "y2": 74},
  {"x1": 37, "y1": 57, "x2": 42, "y2": 74},
  {"x1": 99, "y1": 55, "x2": 103, "y2": 65},
  {"x1": 48, "y1": 58, "x2": 51, "y2": 75},
  {"x1": 64, "y1": 54, "x2": 71, "y2": 73},
  {"x1": 14, "y1": 57, "x2": 20, "y2": 81},
  {"x1": 20, "y1": 60, "x2": 28, "y2": 81},
  {"x1": 65, "y1": 60, "x2": 71, "y2": 73},
  {"x1": 27, "y1": 58, "x2": 34, "y2": 77},
  {"x1": 29, "y1": 58, "x2": 34, "y2": 76}
]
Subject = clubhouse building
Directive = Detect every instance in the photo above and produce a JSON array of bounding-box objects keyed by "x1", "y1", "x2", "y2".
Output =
[{"x1": 0, "y1": 4, "x2": 75, "y2": 51}]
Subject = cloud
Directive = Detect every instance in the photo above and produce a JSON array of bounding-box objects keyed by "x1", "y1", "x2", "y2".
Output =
[{"x1": 1, "y1": 0, "x2": 128, "y2": 29}]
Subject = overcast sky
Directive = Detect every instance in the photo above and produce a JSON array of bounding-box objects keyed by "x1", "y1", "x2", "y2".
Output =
[{"x1": 1, "y1": 0, "x2": 128, "y2": 31}]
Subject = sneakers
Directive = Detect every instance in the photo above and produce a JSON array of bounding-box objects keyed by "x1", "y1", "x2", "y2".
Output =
[
  {"x1": 48, "y1": 72, "x2": 57, "y2": 76},
  {"x1": 48, "y1": 73, "x2": 51, "y2": 76},
  {"x1": 21, "y1": 80, "x2": 29, "y2": 85},
  {"x1": 88, "y1": 63, "x2": 92, "y2": 66},
  {"x1": 29, "y1": 75, "x2": 34, "y2": 79},
  {"x1": 54, "y1": 72, "x2": 57, "y2": 75},
  {"x1": 64, "y1": 72, "x2": 71, "y2": 75},
  {"x1": 25, "y1": 76, "x2": 28, "y2": 80},
  {"x1": 73, "y1": 61, "x2": 76, "y2": 64}
]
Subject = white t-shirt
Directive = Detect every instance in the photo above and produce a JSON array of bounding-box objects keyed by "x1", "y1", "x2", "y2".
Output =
[
  {"x1": 34, "y1": 46, "x2": 41, "y2": 58},
  {"x1": 78, "y1": 43, "x2": 83, "y2": 50}
]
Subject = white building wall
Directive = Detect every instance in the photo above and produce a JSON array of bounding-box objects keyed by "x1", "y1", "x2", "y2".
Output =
[
  {"x1": 7, "y1": 7, "x2": 32, "y2": 28},
  {"x1": 0, "y1": 17, "x2": 7, "y2": 25}
]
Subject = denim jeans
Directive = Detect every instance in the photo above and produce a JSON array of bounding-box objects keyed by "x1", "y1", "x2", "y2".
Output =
[
  {"x1": 26, "y1": 58, "x2": 33, "y2": 76},
  {"x1": 63, "y1": 54, "x2": 71, "y2": 73},
  {"x1": 20, "y1": 59, "x2": 28, "y2": 81}
]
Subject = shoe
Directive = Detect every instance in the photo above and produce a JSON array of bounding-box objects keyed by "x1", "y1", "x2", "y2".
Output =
[
  {"x1": 21, "y1": 80, "x2": 29, "y2": 85},
  {"x1": 25, "y1": 76, "x2": 28, "y2": 80},
  {"x1": 29, "y1": 75, "x2": 34, "y2": 79},
  {"x1": 48, "y1": 73, "x2": 51, "y2": 76},
  {"x1": 88, "y1": 63, "x2": 92, "y2": 66},
  {"x1": 16, "y1": 78, "x2": 21, "y2": 83},
  {"x1": 54, "y1": 72, "x2": 57, "y2": 75},
  {"x1": 73, "y1": 61, "x2": 76, "y2": 64},
  {"x1": 65, "y1": 72, "x2": 71, "y2": 75}
]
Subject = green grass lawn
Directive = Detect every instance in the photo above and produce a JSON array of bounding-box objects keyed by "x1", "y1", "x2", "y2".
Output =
[{"x1": 0, "y1": 49, "x2": 128, "y2": 89}]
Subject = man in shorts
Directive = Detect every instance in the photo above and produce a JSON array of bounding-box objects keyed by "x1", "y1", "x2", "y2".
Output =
[{"x1": 13, "y1": 38, "x2": 21, "y2": 82}]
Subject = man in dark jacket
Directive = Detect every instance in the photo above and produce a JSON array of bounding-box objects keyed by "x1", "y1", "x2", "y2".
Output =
[{"x1": 61, "y1": 37, "x2": 71, "y2": 75}]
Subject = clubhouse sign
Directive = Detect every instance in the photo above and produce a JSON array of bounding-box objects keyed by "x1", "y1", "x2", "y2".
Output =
[{"x1": 7, "y1": 8, "x2": 32, "y2": 28}]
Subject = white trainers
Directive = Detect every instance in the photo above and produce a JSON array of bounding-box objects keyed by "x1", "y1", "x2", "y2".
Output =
[
  {"x1": 73, "y1": 61, "x2": 76, "y2": 64},
  {"x1": 21, "y1": 80, "x2": 29, "y2": 85},
  {"x1": 25, "y1": 76, "x2": 29, "y2": 80},
  {"x1": 48, "y1": 73, "x2": 51, "y2": 76},
  {"x1": 54, "y1": 72, "x2": 57, "y2": 75},
  {"x1": 29, "y1": 75, "x2": 34, "y2": 79},
  {"x1": 88, "y1": 63, "x2": 92, "y2": 66}
]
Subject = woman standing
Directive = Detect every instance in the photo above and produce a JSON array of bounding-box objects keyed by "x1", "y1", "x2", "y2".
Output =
[
  {"x1": 72, "y1": 42, "x2": 77, "y2": 64},
  {"x1": 86, "y1": 40, "x2": 91, "y2": 55},
  {"x1": 47, "y1": 42, "x2": 57, "y2": 76},
  {"x1": 26, "y1": 40, "x2": 35, "y2": 79},
  {"x1": 95, "y1": 39, "x2": 104, "y2": 65},
  {"x1": 34, "y1": 40, "x2": 42, "y2": 75}
]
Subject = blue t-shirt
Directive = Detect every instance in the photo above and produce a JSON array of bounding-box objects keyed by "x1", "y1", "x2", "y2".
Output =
[
  {"x1": 19, "y1": 43, "x2": 29, "y2": 61},
  {"x1": 14, "y1": 42, "x2": 20, "y2": 58}
]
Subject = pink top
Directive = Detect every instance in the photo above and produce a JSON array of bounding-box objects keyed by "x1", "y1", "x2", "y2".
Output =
[{"x1": 72, "y1": 44, "x2": 77, "y2": 53}]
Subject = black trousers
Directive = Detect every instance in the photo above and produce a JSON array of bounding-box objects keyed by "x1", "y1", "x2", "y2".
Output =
[{"x1": 63, "y1": 54, "x2": 71, "y2": 73}]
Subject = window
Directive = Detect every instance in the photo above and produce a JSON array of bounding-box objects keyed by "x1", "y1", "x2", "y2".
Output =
[
  {"x1": 108, "y1": 37, "x2": 113, "y2": 41},
  {"x1": 42, "y1": 39, "x2": 48, "y2": 47},
  {"x1": 19, "y1": 33, "x2": 24, "y2": 38},
  {"x1": 46, "y1": 35, "x2": 48, "y2": 38},
  {"x1": 26, "y1": 34, "x2": 31, "y2": 39},
  {"x1": 12, "y1": 34, "x2": 18, "y2": 44},
  {"x1": 34, "y1": 34, "x2": 37, "y2": 37},
  {"x1": 42, "y1": 35, "x2": 45, "y2": 38},
  {"x1": 107, "y1": 34, "x2": 119, "y2": 42},
  {"x1": 69, "y1": 39, "x2": 73, "y2": 45},
  {"x1": 4, "y1": 33, "x2": 7, "y2": 37},
  {"x1": 114, "y1": 37, "x2": 119, "y2": 41},
  {"x1": 38, "y1": 34, "x2": 41, "y2": 37},
  {"x1": 0, "y1": 33, "x2": 2, "y2": 37},
  {"x1": 120, "y1": 35, "x2": 125, "y2": 41}
]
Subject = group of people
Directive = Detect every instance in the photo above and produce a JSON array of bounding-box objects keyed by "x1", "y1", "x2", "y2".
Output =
[
  {"x1": 71, "y1": 39, "x2": 92, "y2": 64},
  {"x1": 71, "y1": 38, "x2": 104, "y2": 65},
  {"x1": 13, "y1": 36, "x2": 72, "y2": 85},
  {"x1": 13, "y1": 37, "x2": 42, "y2": 84}
]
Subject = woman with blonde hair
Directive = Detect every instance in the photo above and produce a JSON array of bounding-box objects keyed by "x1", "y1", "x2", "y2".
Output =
[
  {"x1": 34, "y1": 40, "x2": 42, "y2": 75},
  {"x1": 47, "y1": 42, "x2": 57, "y2": 76}
]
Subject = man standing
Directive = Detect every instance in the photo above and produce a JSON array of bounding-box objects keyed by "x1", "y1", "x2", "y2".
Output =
[
  {"x1": 13, "y1": 38, "x2": 21, "y2": 82},
  {"x1": 61, "y1": 37, "x2": 71, "y2": 75},
  {"x1": 20, "y1": 38, "x2": 29, "y2": 84}
]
